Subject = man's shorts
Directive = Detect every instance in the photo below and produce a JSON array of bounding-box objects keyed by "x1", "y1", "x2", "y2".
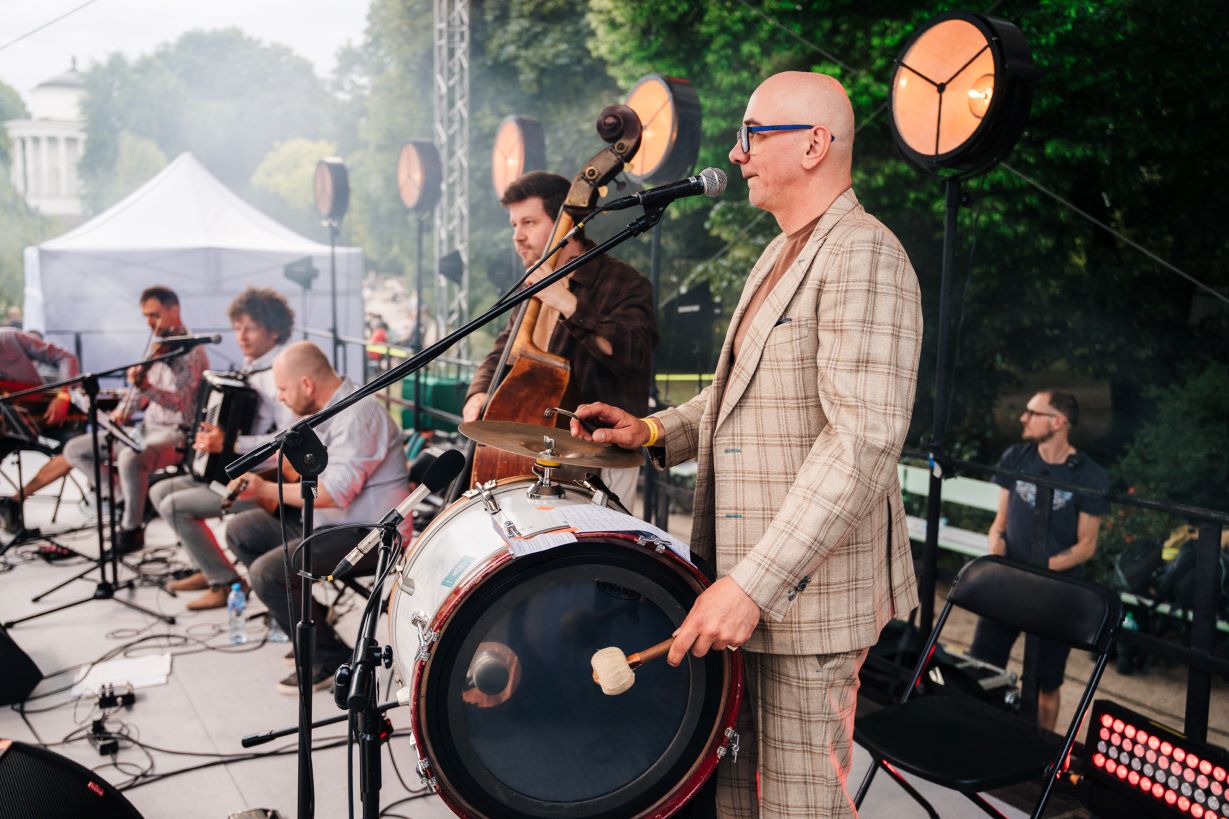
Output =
[{"x1": 969, "y1": 617, "x2": 1072, "y2": 692}]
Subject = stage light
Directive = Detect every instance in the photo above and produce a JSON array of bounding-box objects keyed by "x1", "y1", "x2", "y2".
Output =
[
  {"x1": 889, "y1": 11, "x2": 1038, "y2": 178},
  {"x1": 313, "y1": 157, "x2": 349, "y2": 224},
  {"x1": 397, "y1": 141, "x2": 442, "y2": 212},
  {"x1": 623, "y1": 73, "x2": 702, "y2": 183},
  {"x1": 1086, "y1": 700, "x2": 1229, "y2": 818},
  {"x1": 490, "y1": 116, "x2": 545, "y2": 199}
]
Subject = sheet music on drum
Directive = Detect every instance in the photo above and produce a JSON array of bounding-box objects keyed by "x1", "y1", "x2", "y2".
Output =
[
  {"x1": 549, "y1": 504, "x2": 690, "y2": 563},
  {"x1": 489, "y1": 516, "x2": 578, "y2": 557}
]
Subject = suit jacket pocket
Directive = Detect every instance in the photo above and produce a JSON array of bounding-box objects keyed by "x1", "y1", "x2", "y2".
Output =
[{"x1": 762, "y1": 318, "x2": 817, "y2": 350}]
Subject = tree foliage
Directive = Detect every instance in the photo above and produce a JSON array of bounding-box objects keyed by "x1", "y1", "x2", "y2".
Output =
[
  {"x1": 0, "y1": 79, "x2": 49, "y2": 309},
  {"x1": 52, "y1": 1, "x2": 1229, "y2": 523},
  {"x1": 0, "y1": 79, "x2": 29, "y2": 168},
  {"x1": 250, "y1": 138, "x2": 337, "y2": 237},
  {"x1": 79, "y1": 29, "x2": 332, "y2": 213},
  {"x1": 587, "y1": 0, "x2": 1229, "y2": 475}
]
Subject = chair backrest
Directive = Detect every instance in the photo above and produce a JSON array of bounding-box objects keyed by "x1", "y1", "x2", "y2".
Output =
[{"x1": 949, "y1": 556, "x2": 1123, "y2": 654}]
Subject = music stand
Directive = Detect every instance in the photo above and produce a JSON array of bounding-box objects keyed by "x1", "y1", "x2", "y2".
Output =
[
  {"x1": 24, "y1": 391, "x2": 174, "y2": 604},
  {"x1": 0, "y1": 404, "x2": 89, "y2": 559},
  {"x1": 0, "y1": 348, "x2": 189, "y2": 629}
]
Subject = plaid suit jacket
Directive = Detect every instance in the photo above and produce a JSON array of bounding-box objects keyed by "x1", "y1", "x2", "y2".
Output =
[{"x1": 653, "y1": 189, "x2": 922, "y2": 655}]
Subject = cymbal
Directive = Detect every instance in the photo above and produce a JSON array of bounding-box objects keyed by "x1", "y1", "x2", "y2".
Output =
[{"x1": 459, "y1": 420, "x2": 642, "y2": 470}]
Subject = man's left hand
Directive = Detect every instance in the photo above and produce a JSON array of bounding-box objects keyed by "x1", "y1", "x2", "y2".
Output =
[
  {"x1": 667, "y1": 577, "x2": 761, "y2": 666},
  {"x1": 126, "y1": 365, "x2": 148, "y2": 390},
  {"x1": 524, "y1": 241, "x2": 582, "y2": 316}
]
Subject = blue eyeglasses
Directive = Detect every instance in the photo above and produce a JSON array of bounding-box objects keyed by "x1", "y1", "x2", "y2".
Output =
[{"x1": 734, "y1": 124, "x2": 835, "y2": 153}]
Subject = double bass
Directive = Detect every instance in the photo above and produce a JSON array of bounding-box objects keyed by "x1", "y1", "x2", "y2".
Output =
[{"x1": 468, "y1": 105, "x2": 643, "y2": 486}]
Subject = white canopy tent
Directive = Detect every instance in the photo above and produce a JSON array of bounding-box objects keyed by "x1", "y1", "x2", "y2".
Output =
[{"x1": 23, "y1": 152, "x2": 365, "y2": 378}]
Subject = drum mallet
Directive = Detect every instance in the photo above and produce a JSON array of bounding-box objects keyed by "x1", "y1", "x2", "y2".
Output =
[{"x1": 590, "y1": 638, "x2": 674, "y2": 696}]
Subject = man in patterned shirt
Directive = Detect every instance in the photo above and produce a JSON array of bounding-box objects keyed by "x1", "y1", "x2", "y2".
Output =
[{"x1": 64, "y1": 286, "x2": 207, "y2": 553}]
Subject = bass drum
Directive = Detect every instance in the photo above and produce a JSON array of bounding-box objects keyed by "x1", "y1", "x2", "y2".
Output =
[{"x1": 389, "y1": 477, "x2": 742, "y2": 818}]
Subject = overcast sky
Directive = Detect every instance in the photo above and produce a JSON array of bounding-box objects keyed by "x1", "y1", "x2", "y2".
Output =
[{"x1": 0, "y1": 0, "x2": 372, "y2": 101}]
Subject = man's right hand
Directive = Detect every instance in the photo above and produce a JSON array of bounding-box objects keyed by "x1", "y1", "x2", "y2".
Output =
[
  {"x1": 569, "y1": 402, "x2": 652, "y2": 450},
  {"x1": 462, "y1": 392, "x2": 488, "y2": 423}
]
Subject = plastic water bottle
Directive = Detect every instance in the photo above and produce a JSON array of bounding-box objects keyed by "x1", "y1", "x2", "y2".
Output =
[
  {"x1": 267, "y1": 617, "x2": 290, "y2": 643},
  {"x1": 227, "y1": 582, "x2": 247, "y2": 645}
]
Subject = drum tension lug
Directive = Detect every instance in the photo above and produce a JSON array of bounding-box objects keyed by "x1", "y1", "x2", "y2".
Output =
[
  {"x1": 478, "y1": 480, "x2": 501, "y2": 515},
  {"x1": 717, "y1": 727, "x2": 740, "y2": 763},
  {"x1": 415, "y1": 757, "x2": 439, "y2": 790},
  {"x1": 411, "y1": 610, "x2": 438, "y2": 661},
  {"x1": 636, "y1": 534, "x2": 668, "y2": 554}
]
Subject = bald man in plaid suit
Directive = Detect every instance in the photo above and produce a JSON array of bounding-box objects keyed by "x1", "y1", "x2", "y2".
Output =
[{"x1": 573, "y1": 72, "x2": 923, "y2": 817}]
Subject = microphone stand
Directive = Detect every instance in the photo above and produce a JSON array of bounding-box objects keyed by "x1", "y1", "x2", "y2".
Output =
[
  {"x1": 225, "y1": 204, "x2": 669, "y2": 819},
  {"x1": 0, "y1": 348, "x2": 190, "y2": 628},
  {"x1": 240, "y1": 699, "x2": 401, "y2": 748},
  {"x1": 281, "y1": 426, "x2": 328, "y2": 819},
  {"x1": 338, "y1": 525, "x2": 398, "y2": 818}
]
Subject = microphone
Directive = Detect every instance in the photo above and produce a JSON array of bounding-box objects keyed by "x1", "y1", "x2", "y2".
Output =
[
  {"x1": 329, "y1": 448, "x2": 465, "y2": 579},
  {"x1": 468, "y1": 652, "x2": 511, "y2": 695},
  {"x1": 157, "y1": 333, "x2": 222, "y2": 349},
  {"x1": 602, "y1": 167, "x2": 727, "y2": 212},
  {"x1": 462, "y1": 641, "x2": 521, "y2": 707}
]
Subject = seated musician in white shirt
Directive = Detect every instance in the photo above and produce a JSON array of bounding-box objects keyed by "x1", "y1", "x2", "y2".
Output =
[
  {"x1": 224, "y1": 341, "x2": 409, "y2": 694},
  {"x1": 149, "y1": 287, "x2": 296, "y2": 610}
]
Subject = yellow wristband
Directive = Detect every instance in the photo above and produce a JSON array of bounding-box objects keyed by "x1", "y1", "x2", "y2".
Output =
[{"x1": 641, "y1": 417, "x2": 659, "y2": 448}]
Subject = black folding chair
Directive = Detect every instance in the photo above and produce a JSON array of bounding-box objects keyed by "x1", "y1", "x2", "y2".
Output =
[{"x1": 854, "y1": 555, "x2": 1123, "y2": 818}]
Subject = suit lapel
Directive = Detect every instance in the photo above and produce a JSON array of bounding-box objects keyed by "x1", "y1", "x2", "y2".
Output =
[
  {"x1": 714, "y1": 190, "x2": 861, "y2": 431},
  {"x1": 707, "y1": 234, "x2": 783, "y2": 422}
]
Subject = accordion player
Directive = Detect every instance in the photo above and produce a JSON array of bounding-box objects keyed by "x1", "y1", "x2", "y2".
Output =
[{"x1": 187, "y1": 370, "x2": 263, "y2": 483}]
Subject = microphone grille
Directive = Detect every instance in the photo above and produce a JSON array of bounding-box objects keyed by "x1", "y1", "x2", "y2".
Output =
[
  {"x1": 423, "y1": 448, "x2": 466, "y2": 493},
  {"x1": 698, "y1": 167, "x2": 727, "y2": 197}
]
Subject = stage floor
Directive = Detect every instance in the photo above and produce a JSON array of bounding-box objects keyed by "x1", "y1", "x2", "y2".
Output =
[{"x1": 0, "y1": 453, "x2": 1030, "y2": 818}]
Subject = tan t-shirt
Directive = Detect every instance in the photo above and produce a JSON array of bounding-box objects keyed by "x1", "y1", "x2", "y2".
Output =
[{"x1": 732, "y1": 213, "x2": 821, "y2": 360}]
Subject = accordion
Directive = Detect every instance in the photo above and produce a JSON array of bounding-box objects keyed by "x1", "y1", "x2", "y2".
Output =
[{"x1": 188, "y1": 371, "x2": 261, "y2": 483}]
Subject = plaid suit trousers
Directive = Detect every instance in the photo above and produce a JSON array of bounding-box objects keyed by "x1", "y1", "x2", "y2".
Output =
[{"x1": 716, "y1": 648, "x2": 869, "y2": 818}]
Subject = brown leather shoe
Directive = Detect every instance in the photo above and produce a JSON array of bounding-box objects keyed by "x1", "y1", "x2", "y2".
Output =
[
  {"x1": 168, "y1": 571, "x2": 208, "y2": 592},
  {"x1": 185, "y1": 586, "x2": 230, "y2": 611}
]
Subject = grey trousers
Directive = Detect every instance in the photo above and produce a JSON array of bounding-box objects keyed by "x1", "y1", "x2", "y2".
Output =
[
  {"x1": 149, "y1": 474, "x2": 256, "y2": 586},
  {"x1": 225, "y1": 508, "x2": 378, "y2": 667},
  {"x1": 63, "y1": 425, "x2": 185, "y2": 531}
]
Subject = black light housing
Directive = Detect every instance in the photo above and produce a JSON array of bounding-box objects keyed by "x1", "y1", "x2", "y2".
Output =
[
  {"x1": 889, "y1": 11, "x2": 1039, "y2": 178},
  {"x1": 624, "y1": 73, "x2": 703, "y2": 183},
  {"x1": 398, "y1": 141, "x2": 443, "y2": 212},
  {"x1": 313, "y1": 157, "x2": 350, "y2": 224},
  {"x1": 490, "y1": 116, "x2": 546, "y2": 199}
]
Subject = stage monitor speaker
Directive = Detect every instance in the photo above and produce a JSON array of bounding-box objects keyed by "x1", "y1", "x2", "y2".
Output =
[
  {"x1": 0, "y1": 739, "x2": 144, "y2": 818},
  {"x1": 0, "y1": 626, "x2": 41, "y2": 705}
]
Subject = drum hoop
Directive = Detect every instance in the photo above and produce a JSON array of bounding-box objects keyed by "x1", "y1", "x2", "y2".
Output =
[{"x1": 408, "y1": 531, "x2": 745, "y2": 818}]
